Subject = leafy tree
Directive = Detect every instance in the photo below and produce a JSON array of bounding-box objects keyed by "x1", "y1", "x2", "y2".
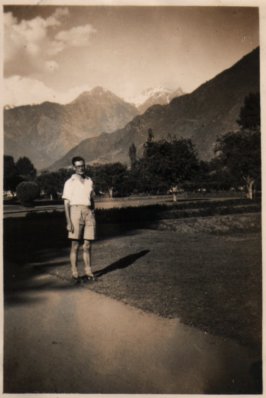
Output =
[
  {"x1": 16, "y1": 157, "x2": 36, "y2": 180},
  {"x1": 203, "y1": 158, "x2": 233, "y2": 191},
  {"x1": 215, "y1": 130, "x2": 260, "y2": 199},
  {"x1": 37, "y1": 168, "x2": 72, "y2": 199},
  {"x1": 4, "y1": 155, "x2": 22, "y2": 193},
  {"x1": 93, "y1": 163, "x2": 128, "y2": 197},
  {"x1": 137, "y1": 138, "x2": 199, "y2": 194},
  {"x1": 129, "y1": 143, "x2": 137, "y2": 169},
  {"x1": 37, "y1": 172, "x2": 60, "y2": 199},
  {"x1": 213, "y1": 92, "x2": 261, "y2": 199},
  {"x1": 143, "y1": 128, "x2": 155, "y2": 159},
  {"x1": 147, "y1": 128, "x2": 154, "y2": 142},
  {"x1": 238, "y1": 92, "x2": 260, "y2": 130}
]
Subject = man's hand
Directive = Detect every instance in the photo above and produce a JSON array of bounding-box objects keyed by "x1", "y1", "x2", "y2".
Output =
[{"x1": 66, "y1": 222, "x2": 74, "y2": 233}]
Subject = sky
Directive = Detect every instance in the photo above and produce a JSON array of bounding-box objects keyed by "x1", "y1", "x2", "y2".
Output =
[{"x1": 3, "y1": 5, "x2": 259, "y2": 107}]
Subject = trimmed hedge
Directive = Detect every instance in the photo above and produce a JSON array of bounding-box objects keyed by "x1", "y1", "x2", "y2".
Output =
[{"x1": 16, "y1": 181, "x2": 40, "y2": 206}]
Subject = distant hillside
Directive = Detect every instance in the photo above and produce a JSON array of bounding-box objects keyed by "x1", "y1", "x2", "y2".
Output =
[
  {"x1": 49, "y1": 47, "x2": 259, "y2": 171},
  {"x1": 4, "y1": 86, "x2": 138, "y2": 169}
]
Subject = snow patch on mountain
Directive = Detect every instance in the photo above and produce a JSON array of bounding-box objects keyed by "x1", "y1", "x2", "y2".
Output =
[{"x1": 127, "y1": 87, "x2": 172, "y2": 106}]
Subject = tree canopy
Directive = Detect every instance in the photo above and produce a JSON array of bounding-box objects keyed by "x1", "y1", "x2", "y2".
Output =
[
  {"x1": 214, "y1": 92, "x2": 261, "y2": 198},
  {"x1": 16, "y1": 156, "x2": 37, "y2": 180},
  {"x1": 135, "y1": 137, "x2": 199, "y2": 193},
  {"x1": 37, "y1": 168, "x2": 72, "y2": 198},
  {"x1": 4, "y1": 155, "x2": 22, "y2": 192},
  {"x1": 128, "y1": 143, "x2": 137, "y2": 169},
  {"x1": 92, "y1": 163, "x2": 128, "y2": 197},
  {"x1": 237, "y1": 92, "x2": 260, "y2": 131},
  {"x1": 215, "y1": 130, "x2": 260, "y2": 192}
]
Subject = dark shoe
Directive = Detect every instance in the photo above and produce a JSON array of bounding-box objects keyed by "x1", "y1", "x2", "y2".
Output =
[
  {"x1": 82, "y1": 274, "x2": 97, "y2": 282},
  {"x1": 72, "y1": 275, "x2": 80, "y2": 284}
]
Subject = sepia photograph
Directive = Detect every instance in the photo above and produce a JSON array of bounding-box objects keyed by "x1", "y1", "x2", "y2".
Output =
[{"x1": 2, "y1": 1, "x2": 263, "y2": 394}]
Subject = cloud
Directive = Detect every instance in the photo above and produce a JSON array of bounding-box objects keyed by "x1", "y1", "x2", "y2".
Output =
[
  {"x1": 4, "y1": 8, "x2": 68, "y2": 62},
  {"x1": 46, "y1": 7, "x2": 69, "y2": 27},
  {"x1": 4, "y1": 76, "x2": 92, "y2": 107},
  {"x1": 55, "y1": 25, "x2": 96, "y2": 47},
  {"x1": 4, "y1": 7, "x2": 96, "y2": 76},
  {"x1": 4, "y1": 13, "x2": 23, "y2": 63},
  {"x1": 4, "y1": 76, "x2": 57, "y2": 106},
  {"x1": 45, "y1": 60, "x2": 59, "y2": 73}
]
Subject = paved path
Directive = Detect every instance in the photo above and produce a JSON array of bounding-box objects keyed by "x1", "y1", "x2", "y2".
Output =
[{"x1": 4, "y1": 271, "x2": 258, "y2": 394}]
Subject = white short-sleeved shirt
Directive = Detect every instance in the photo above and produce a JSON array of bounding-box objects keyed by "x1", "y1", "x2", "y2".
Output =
[{"x1": 62, "y1": 174, "x2": 94, "y2": 206}]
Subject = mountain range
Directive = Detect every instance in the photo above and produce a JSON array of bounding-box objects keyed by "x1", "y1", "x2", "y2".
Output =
[
  {"x1": 49, "y1": 47, "x2": 260, "y2": 171},
  {"x1": 4, "y1": 87, "x2": 138, "y2": 169}
]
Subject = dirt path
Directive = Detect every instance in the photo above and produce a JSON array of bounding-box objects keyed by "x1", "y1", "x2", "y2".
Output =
[{"x1": 5, "y1": 270, "x2": 258, "y2": 394}]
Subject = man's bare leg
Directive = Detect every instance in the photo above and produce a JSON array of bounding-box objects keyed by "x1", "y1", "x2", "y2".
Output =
[
  {"x1": 83, "y1": 240, "x2": 94, "y2": 277},
  {"x1": 70, "y1": 240, "x2": 80, "y2": 278}
]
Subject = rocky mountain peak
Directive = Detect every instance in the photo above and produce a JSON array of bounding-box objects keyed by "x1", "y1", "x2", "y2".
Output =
[{"x1": 49, "y1": 47, "x2": 260, "y2": 171}]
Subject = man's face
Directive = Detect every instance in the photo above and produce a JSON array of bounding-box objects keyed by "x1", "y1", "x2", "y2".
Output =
[{"x1": 73, "y1": 161, "x2": 85, "y2": 176}]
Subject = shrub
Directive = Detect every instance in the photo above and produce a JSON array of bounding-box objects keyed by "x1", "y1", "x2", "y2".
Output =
[{"x1": 16, "y1": 181, "x2": 40, "y2": 206}]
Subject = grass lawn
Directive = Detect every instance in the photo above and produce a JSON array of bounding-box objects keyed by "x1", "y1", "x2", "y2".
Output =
[
  {"x1": 90, "y1": 225, "x2": 261, "y2": 352},
  {"x1": 4, "y1": 200, "x2": 262, "y2": 354}
]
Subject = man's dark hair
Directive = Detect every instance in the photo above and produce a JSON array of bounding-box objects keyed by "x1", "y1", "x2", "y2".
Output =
[{"x1": 72, "y1": 156, "x2": 85, "y2": 166}]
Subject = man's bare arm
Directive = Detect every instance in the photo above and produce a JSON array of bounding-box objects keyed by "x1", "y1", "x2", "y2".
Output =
[
  {"x1": 64, "y1": 199, "x2": 74, "y2": 232},
  {"x1": 90, "y1": 188, "x2": 96, "y2": 211}
]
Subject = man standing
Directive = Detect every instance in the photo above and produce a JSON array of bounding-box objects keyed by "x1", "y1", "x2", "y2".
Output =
[{"x1": 62, "y1": 156, "x2": 96, "y2": 282}]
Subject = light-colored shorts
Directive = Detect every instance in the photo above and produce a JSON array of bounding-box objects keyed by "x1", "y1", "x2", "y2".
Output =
[{"x1": 69, "y1": 205, "x2": 96, "y2": 240}]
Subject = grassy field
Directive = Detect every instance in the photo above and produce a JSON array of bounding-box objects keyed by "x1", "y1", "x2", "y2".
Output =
[{"x1": 4, "y1": 198, "x2": 262, "y2": 356}]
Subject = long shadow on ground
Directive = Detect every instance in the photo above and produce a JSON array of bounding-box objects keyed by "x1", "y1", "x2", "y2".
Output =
[
  {"x1": 4, "y1": 209, "x2": 154, "y2": 306},
  {"x1": 95, "y1": 250, "x2": 150, "y2": 278}
]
